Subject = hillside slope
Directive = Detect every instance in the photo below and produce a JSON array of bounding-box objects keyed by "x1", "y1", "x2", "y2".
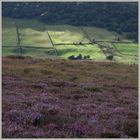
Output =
[
  {"x1": 2, "y1": 18, "x2": 138, "y2": 64},
  {"x1": 2, "y1": 56, "x2": 138, "y2": 138},
  {"x1": 2, "y1": 2, "x2": 138, "y2": 41}
]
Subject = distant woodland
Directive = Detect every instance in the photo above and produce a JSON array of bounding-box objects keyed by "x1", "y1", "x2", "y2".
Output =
[{"x1": 2, "y1": 2, "x2": 138, "y2": 41}]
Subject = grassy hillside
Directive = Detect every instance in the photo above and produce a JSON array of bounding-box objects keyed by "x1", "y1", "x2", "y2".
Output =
[
  {"x1": 2, "y1": 18, "x2": 17, "y2": 46},
  {"x1": 2, "y1": 17, "x2": 138, "y2": 64},
  {"x1": 2, "y1": 2, "x2": 138, "y2": 42},
  {"x1": 2, "y1": 56, "x2": 138, "y2": 138}
]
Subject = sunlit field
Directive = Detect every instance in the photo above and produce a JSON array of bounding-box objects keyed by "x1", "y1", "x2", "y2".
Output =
[{"x1": 2, "y1": 18, "x2": 138, "y2": 64}]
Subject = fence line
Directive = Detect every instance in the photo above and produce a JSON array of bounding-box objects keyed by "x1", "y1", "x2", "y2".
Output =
[
  {"x1": 79, "y1": 27, "x2": 93, "y2": 43},
  {"x1": 53, "y1": 42, "x2": 92, "y2": 45},
  {"x1": 44, "y1": 26, "x2": 58, "y2": 56},
  {"x1": 2, "y1": 45, "x2": 54, "y2": 50}
]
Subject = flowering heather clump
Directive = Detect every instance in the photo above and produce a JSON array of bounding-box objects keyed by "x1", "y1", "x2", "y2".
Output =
[
  {"x1": 101, "y1": 131, "x2": 121, "y2": 138},
  {"x1": 46, "y1": 123, "x2": 58, "y2": 130},
  {"x1": 2, "y1": 56, "x2": 138, "y2": 138},
  {"x1": 67, "y1": 122, "x2": 89, "y2": 137},
  {"x1": 113, "y1": 107, "x2": 125, "y2": 113},
  {"x1": 4, "y1": 110, "x2": 28, "y2": 125}
]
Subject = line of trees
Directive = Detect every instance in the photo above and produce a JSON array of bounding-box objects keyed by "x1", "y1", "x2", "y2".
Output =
[{"x1": 2, "y1": 2, "x2": 138, "y2": 41}]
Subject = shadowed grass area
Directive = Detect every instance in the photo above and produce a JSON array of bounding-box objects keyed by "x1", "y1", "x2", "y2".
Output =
[
  {"x1": 114, "y1": 55, "x2": 138, "y2": 64},
  {"x1": 2, "y1": 47, "x2": 17, "y2": 56},
  {"x1": 82, "y1": 26, "x2": 118, "y2": 41},
  {"x1": 113, "y1": 43, "x2": 138, "y2": 64},
  {"x1": 115, "y1": 43, "x2": 138, "y2": 56},
  {"x1": 2, "y1": 47, "x2": 57, "y2": 58},
  {"x1": 2, "y1": 18, "x2": 17, "y2": 46}
]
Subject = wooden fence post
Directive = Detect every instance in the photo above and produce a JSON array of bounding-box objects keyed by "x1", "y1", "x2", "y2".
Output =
[{"x1": 14, "y1": 21, "x2": 22, "y2": 56}]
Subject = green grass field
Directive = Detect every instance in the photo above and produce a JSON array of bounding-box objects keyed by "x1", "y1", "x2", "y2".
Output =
[{"x1": 2, "y1": 17, "x2": 138, "y2": 64}]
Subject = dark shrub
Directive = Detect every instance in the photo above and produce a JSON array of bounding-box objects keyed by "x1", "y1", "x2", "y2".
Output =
[
  {"x1": 7, "y1": 55, "x2": 25, "y2": 59},
  {"x1": 84, "y1": 56, "x2": 87, "y2": 59},
  {"x1": 32, "y1": 83, "x2": 45, "y2": 89},
  {"x1": 23, "y1": 68, "x2": 34, "y2": 74},
  {"x1": 101, "y1": 131, "x2": 120, "y2": 138},
  {"x1": 122, "y1": 119, "x2": 138, "y2": 138},
  {"x1": 106, "y1": 55, "x2": 113, "y2": 61},
  {"x1": 72, "y1": 94, "x2": 88, "y2": 100},
  {"x1": 85, "y1": 87, "x2": 102, "y2": 93},
  {"x1": 70, "y1": 77, "x2": 78, "y2": 81},
  {"x1": 40, "y1": 69, "x2": 53, "y2": 75},
  {"x1": 77, "y1": 54, "x2": 82, "y2": 59},
  {"x1": 68, "y1": 55, "x2": 75, "y2": 60},
  {"x1": 40, "y1": 108, "x2": 68, "y2": 127},
  {"x1": 32, "y1": 114, "x2": 43, "y2": 126}
]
